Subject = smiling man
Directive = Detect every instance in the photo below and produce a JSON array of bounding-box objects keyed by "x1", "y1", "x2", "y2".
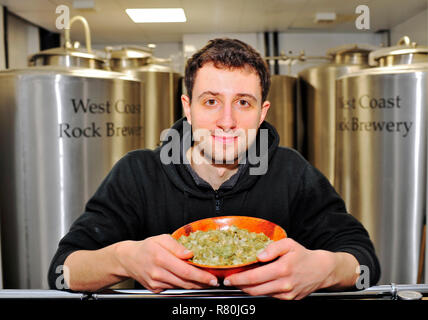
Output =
[
  {"x1": 181, "y1": 61, "x2": 271, "y2": 187},
  {"x1": 184, "y1": 61, "x2": 268, "y2": 159},
  {"x1": 49, "y1": 38, "x2": 380, "y2": 299}
]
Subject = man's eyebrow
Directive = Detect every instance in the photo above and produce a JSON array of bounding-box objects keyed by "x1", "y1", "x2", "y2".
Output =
[
  {"x1": 236, "y1": 93, "x2": 258, "y2": 102},
  {"x1": 197, "y1": 91, "x2": 220, "y2": 99},
  {"x1": 197, "y1": 91, "x2": 258, "y2": 102}
]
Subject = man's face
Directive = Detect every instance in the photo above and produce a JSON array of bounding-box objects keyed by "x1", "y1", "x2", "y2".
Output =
[{"x1": 182, "y1": 62, "x2": 270, "y2": 164}]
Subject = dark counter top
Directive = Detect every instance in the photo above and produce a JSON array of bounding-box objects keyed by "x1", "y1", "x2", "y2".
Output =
[
  {"x1": 1, "y1": 286, "x2": 427, "y2": 318},
  {"x1": 1, "y1": 284, "x2": 428, "y2": 300}
]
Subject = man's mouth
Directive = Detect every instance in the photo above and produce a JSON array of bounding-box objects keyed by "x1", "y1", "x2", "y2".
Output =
[{"x1": 212, "y1": 135, "x2": 238, "y2": 143}]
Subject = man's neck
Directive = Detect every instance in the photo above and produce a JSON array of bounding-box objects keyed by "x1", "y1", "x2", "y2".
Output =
[{"x1": 186, "y1": 147, "x2": 239, "y2": 191}]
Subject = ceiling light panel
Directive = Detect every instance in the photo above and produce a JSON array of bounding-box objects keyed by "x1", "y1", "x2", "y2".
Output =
[{"x1": 125, "y1": 8, "x2": 187, "y2": 23}]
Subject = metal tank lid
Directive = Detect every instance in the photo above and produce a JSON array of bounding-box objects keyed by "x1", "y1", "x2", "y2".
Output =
[
  {"x1": 106, "y1": 46, "x2": 153, "y2": 59},
  {"x1": 336, "y1": 61, "x2": 428, "y2": 81},
  {"x1": 28, "y1": 15, "x2": 106, "y2": 69},
  {"x1": 0, "y1": 65, "x2": 140, "y2": 82},
  {"x1": 369, "y1": 36, "x2": 428, "y2": 66},
  {"x1": 28, "y1": 46, "x2": 106, "y2": 69},
  {"x1": 326, "y1": 44, "x2": 377, "y2": 65},
  {"x1": 105, "y1": 46, "x2": 153, "y2": 70},
  {"x1": 105, "y1": 45, "x2": 176, "y2": 73}
]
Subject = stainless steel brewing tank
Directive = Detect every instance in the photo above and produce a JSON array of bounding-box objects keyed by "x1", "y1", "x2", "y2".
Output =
[
  {"x1": 335, "y1": 38, "x2": 428, "y2": 284},
  {"x1": 106, "y1": 47, "x2": 182, "y2": 149},
  {"x1": 0, "y1": 66, "x2": 141, "y2": 288},
  {"x1": 298, "y1": 45, "x2": 373, "y2": 184},
  {"x1": 265, "y1": 75, "x2": 297, "y2": 148}
]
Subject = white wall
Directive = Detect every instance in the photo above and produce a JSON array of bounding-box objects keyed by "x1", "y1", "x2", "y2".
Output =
[
  {"x1": 276, "y1": 32, "x2": 385, "y2": 75},
  {"x1": 182, "y1": 32, "x2": 265, "y2": 76},
  {"x1": 90, "y1": 31, "x2": 384, "y2": 77},
  {"x1": 391, "y1": 8, "x2": 428, "y2": 46},
  {"x1": 182, "y1": 33, "x2": 265, "y2": 59},
  {"x1": 0, "y1": 5, "x2": 5, "y2": 70},
  {"x1": 150, "y1": 42, "x2": 182, "y2": 59},
  {"x1": 0, "y1": 4, "x2": 3, "y2": 289},
  {"x1": 182, "y1": 32, "x2": 384, "y2": 76},
  {"x1": 7, "y1": 13, "x2": 40, "y2": 69}
]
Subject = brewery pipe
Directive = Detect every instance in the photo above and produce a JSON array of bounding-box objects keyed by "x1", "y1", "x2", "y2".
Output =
[
  {"x1": 265, "y1": 52, "x2": 331, "y2": 62},
  {"x1": 265, "y1": 52, "x2": 330, "y2": 74},
  {"x1": 273, "y1": 31, "x2": 279, "y2": 75},
  {"x1": 64, "y1": 16, "x2": 92, "y2": 52}
]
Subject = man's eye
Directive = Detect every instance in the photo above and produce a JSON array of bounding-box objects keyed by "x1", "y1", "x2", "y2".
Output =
[
  {"x1": 237, "y1": 100, "x2": 250, "y2": 107},
  {"x1": 205, "y1": 99, "x2": 218, "y2": 106}
]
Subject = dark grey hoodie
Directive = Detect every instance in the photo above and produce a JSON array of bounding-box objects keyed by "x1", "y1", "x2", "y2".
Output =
[{"x1": 48, "y1": 118, "x2": 380, "y2": 289}]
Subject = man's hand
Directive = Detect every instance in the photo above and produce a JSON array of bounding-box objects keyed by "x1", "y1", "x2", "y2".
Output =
[
  {"x1": 115, "y1": 234, "x2": 219, "y2": 293},
  {"x1": 223, "y1": 238, "x2": 359, "y2": 300}
]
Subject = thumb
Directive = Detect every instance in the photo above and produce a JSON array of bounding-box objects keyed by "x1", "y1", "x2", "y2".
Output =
[
  {"x1": 158, "y1": 234, "x2": 194, "y2": 259},
  {"x1": 177, "y1": 245, "x2": 194, "y2": 259},
  {"x1": 257, "y1": 238, "x2": 294, "y2": 262}
]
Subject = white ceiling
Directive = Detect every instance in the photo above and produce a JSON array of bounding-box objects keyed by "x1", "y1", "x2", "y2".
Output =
[{"x1": 0, "y1": 0, "x2": 427, "y2": 43}]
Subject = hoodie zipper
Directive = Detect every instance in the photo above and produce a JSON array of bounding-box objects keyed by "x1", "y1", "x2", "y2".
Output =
[{"x1": 214, "y1": 190, "x2": 221, "y2": 213}]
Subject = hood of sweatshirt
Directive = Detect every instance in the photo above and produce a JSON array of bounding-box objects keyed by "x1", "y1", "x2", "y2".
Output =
[{"x1": 158, "y1": 117, "x2": 280, "y2": 199}]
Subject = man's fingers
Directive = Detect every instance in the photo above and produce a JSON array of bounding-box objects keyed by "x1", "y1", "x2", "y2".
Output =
[
  {"x1": 224, "y1": 238, "x2": 298, "y2": 287},
  {"x1": 145, "y1": 268, "x2": 213, "y2": 291},
  {"x1": 168, "y1": 259, "x2": 219, "y2": 287},
  {"x1": 143, "y1": 234, "x2": 218, "y2": 287},
  {"x1": 142, "y1": 279, "x2": 174, "y2": 293},
  {"x1": 157, "y1": 243, "x2": 219, "y2": 287},
  {"x1": 156, "y1": 234, "x2": 193, "y2": 259},
  {"x1": 224, "y1": 258, "x2": 286, "y2": 286},
  {"x1": 257, "y1": 238, "x2": 294, "y2": 262},
  {"x1": 235, "y1": 278, "x2": 293, "y2": 297}
]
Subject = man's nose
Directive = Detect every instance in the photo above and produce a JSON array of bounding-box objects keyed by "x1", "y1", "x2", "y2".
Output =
[{"x1": 216, "y1": 103, "x2": 237, "y2": 131}]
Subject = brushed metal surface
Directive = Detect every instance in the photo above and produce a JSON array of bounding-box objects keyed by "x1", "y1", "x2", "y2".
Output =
[
  {"x1": 137, "y1": 69, "x2": 181, "y2": 149},
  {"x1": 109, "y1": 55, "x2": 182, "y2": 150},
  {"x1": 335, "y1": 65, "x2": 428, "y2": 284},
  {"x1": 265, "y1": 75, "x2": 297, "y2": 148},
  {"x1": 298, "y1": 50, "x2": 370, "y2": 185},
  {"x1": 30, "y1": 54, "x2": 105, "y2": 69},
  {"x1": 0, "y1": 289, "x2": 86, "y2": 299},
  {"x1": 0, "y1": 66, "x2": 142, "y2": 288}
]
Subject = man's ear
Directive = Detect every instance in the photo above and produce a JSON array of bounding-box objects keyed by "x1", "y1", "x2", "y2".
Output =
[
  {"x1": 259, "y1": 100, "x2": 270, "y2": 126},
  {"x1": 181, "y1": 94, "x2": 192, "y2": 125}
]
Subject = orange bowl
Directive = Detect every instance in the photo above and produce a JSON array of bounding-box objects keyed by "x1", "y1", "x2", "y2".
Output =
[{"x1": 171, "y1": 216, "x2": 287, "y2": 278}]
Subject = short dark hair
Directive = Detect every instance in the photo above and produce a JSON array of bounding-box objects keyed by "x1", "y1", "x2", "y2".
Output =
[{"x1": 184, "y1": 38, "x2": 271, "y2": 103}]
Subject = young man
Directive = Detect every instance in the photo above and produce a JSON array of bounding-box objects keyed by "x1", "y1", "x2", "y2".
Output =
[{"x1": 48, "y1": 38, "x2": 380, "y2": 300}]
